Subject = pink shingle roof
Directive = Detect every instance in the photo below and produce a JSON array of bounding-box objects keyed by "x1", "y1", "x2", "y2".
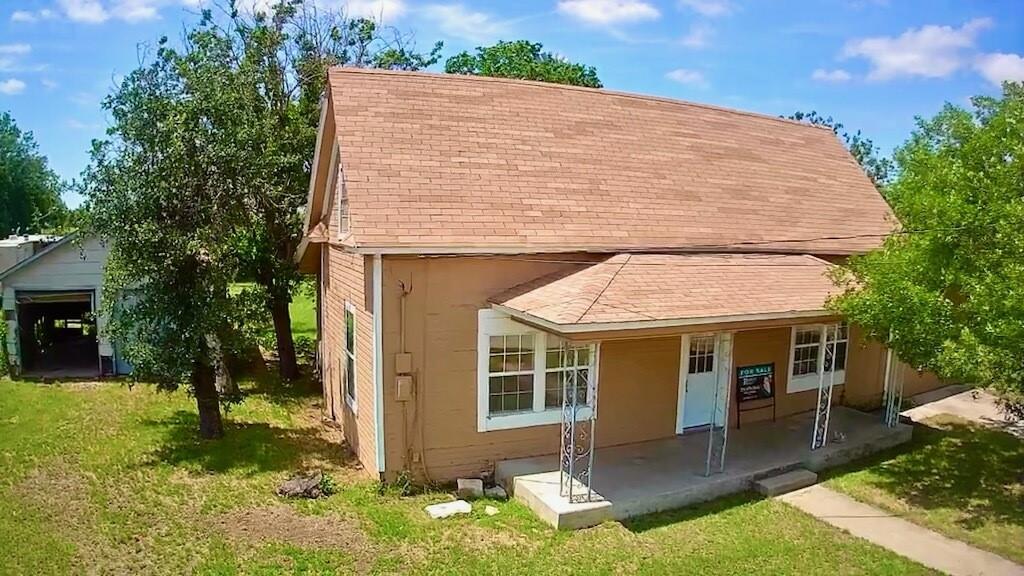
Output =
[
  {"x1": 491, "y1": 254, "x2": 840, "y2": 330},
  {"x1": 328, "y1": 68, "x2": 894, "y2": 255}
]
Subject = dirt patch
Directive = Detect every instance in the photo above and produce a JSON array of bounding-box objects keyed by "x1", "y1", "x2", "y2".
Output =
[
  {"x1": 215, "y1": 504, "x2": 372, "y2": 552},
  {"x1": 10, "y1": 460, "x2": 92, "y2": 521}
]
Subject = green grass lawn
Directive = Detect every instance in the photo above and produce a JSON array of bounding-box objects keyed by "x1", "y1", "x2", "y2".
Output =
[
  {"x1": 229, "y1": 281, "x2": 316, "y2": 341},
  {"x1": 826, "y1": 415, "x2": 1024, "y2": 564},
  {"x1": 288, "y1": 288, "x2": 315, "y2": 341},
  {"x1": 0, "y1": 378, "x2": 935, "y2": 575}
]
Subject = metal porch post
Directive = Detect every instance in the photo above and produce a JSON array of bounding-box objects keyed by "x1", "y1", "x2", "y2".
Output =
[
  {"x1": 705, "y1": 332, "x2": 733, "y2": 476},
  {"x1": 811, "y1": 324, "x2": 838, "y2": 450},
  {"x1": 560, "y1": 340, "x2": 598, "y2": 503}
]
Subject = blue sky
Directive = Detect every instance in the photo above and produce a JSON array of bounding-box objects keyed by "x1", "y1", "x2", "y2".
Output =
[{"x1": 2, "y1": 0, "x2": 1022, "y2": 207}]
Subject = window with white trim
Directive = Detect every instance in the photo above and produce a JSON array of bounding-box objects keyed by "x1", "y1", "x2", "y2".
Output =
[
  {"x1": 477, "y1": 310, "x2": 597, "y2": 431},
  {"x1": 788, "y1": 322, "x2": 848, "y2": 393},
  {"x1": 544, "y1": 338, "x2": 593, "y2": 409},
  {"x1": 488, "y1": 334, "x2": 535, "y2": 414},
  {"x1": 337, "y1": 179, "x2": 350, "y2": 236},
  {"x1": 343, "y1": 302, "x2": 356, "y2": 407}
]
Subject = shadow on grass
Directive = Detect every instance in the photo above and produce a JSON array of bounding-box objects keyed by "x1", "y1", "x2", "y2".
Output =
[
  {"x1": 823, "y1": 416, "x2": 1024, "y2": 531},
  {"x1": 142, "y1": 409, "x2": 355, "y2": 475},
  {"x1": 622, "y1": 492, "x2": 764, "y2": 533},
  {"x1": 229, "y1": 357, "x2": 322, "y2": 412}
]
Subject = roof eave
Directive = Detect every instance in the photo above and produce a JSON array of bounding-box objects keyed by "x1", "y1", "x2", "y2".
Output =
[
  {"x1": 345, "y1": 243, "x2": 870, "y2": 257},
  {"x1": 491, "y1": 303, "x2": 839, "y2": 336}
]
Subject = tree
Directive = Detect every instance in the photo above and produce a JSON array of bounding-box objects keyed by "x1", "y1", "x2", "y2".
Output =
[
  {"x1": 83, "y1": 33, "x2": 254, "y2": 438},
  {"x1": 787, "y1": 111, "x2": 893, "y2": 188},
  {"x1": 222, "y1": 1, "x2": 441, "y2": 381},
  {"x1": 0, "y1": 112, "x2": 66, "y2": 237},
  {"x1": 445, "y1": 40, "x2": 601, "y2": 88},
  {"x1": 828, "y1": 83, "x2": 1024, "y2": 417}
]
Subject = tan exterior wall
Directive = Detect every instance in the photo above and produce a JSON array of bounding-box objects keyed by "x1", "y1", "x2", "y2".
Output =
[
  {"x1": 370, "y1": 254, "x2": 948, "y2": 482},
  {"x1": 322, "y1": 245, "x2": 377, "y2": 478}
]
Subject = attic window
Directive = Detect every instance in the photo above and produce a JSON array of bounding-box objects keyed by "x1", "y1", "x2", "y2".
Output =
[{"x1": 337, "y1": 179, "x2": 350, "y2": 236}]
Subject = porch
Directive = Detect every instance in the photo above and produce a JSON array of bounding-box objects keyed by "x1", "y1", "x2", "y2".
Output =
[{"x1": 496, "y1": 406, "x2": 912, "y2": 529}]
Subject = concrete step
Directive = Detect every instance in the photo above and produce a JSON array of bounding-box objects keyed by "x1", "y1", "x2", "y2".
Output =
[{"x1": 754, "y1": 468, "x2": 818, "y2": 496}]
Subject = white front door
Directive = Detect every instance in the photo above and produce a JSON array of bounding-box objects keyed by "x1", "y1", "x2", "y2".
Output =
[{"x1": 680, "y1": 334, "x2": 718, "y2": 430}]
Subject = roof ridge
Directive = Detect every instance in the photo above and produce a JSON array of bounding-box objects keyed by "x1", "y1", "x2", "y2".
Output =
[{"x1": 328, "y1": 67, "x2": 835, "y2": 133}]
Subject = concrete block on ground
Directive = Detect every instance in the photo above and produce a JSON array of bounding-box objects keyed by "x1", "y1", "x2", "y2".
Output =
[
  {"x1": 425, "y1": 500, "x2": 472, "y2": 519},
  {"x1": 754, "y1": 468, "x2": 818, "y2": 496},
  {"x1": 456, "y1": 478, "x2": 484, "y2": 500},
  {"x1": 484, "y1": 485, "x2": 507, "y2": 500}
]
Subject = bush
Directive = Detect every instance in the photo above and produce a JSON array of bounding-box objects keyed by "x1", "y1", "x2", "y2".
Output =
[{"x1": 293, "y1": 335, "x2": 316, "y2": 366}]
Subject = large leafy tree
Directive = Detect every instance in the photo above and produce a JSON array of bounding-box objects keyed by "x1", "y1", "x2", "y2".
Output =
[
  {"x1": 445, "y1": 40, "x2": 601, "y2": 88},
  {"x1": 788, "y1": 111, "x2": 894, "y2": 188},
  {"x1": 210, "y1": 1, "x2": 440, "y2": 381},
  {"x1": 829, "y1": 83, "x2": 1024, "y2": 416},
  {"x1": 0, "y1": 112, "x2": 66, "y2": 236},
  {"x1": 84, "y1": 31, "x2": 254, "y2": 438},
  {"x1": 84, "y1": 0, "x2": 442, "y2": 438}
]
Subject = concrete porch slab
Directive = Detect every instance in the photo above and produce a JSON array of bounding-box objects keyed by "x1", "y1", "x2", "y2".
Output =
[{"x1": 496, "y1": 407, "x2": 911, "y2": 529}]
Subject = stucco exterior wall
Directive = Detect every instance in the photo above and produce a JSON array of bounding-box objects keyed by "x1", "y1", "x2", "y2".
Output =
[
  {"x1": 364, "y1": 254, "x2": 948, "y2": 482},
  {"x1": 321, "y1": 244, "x2": 377, "y2": 478}
]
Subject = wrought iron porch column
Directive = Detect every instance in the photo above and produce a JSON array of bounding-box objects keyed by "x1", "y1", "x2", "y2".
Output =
[
  {"x1": 882, "y1": 348, "x2": 905, "y2": 427},
  {"x1": 559, "y1": 340, "x2": 598, "y2": 503},
  {"x1": 705, "y1": 332, "x2": 733, "y2": 476},
  {"x1": 811, "y1": 325, "x2": 838, "y2": 450}
]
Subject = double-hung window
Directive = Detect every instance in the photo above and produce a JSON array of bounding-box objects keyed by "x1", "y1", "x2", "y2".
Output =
[
  {"x1": 545, "y1": 339, "x2": 592, "y2": 409},
  {"x1": 478, "y1": 310, "x2": 597, "y2": 431},
  {"x1": 788, "y1": 322, "x2": 848, "y2": 393},
  {"x1": 343, "y1": 301, "x2": 357, "y2": 408}
]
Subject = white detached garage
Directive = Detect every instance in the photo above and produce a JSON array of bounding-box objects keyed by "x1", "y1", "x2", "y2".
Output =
[{"x1": 1, "y1": 234, "x2": 129, "y2": 378}]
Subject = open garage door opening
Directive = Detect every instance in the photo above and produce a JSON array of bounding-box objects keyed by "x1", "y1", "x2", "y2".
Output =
[{"x1": 16, "y1": 291, "x2": 100, "y2": 378}]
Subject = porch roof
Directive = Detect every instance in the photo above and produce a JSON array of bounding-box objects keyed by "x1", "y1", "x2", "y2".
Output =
[{"x1": 490, "y1": 253, "x2": 842, "y2": 333}]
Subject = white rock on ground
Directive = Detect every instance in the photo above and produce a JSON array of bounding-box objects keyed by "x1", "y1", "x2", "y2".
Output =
[
  {"x1": 484, "y1": 505, "x2": 499, "y2": 516},
  {"x1": 456, "y1": 478, "x2": 484, "y2": 500},
  {"x1": 425, "y1": 500, "x2": 472, "y2": 519},
  {"x1": 484, "y1": 485, "x2": 508, "y2": 500}
]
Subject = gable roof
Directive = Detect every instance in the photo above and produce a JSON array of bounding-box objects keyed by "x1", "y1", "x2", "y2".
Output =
[
  {"x1": 0, "y1": 233, "x2": 76, "y2": 282},
  {"x1": 491, "y1": 253, "x2": 840, "y2": 333},
  {"x1": 313, "y1": 68, "x2": 894, "y2": 255}
]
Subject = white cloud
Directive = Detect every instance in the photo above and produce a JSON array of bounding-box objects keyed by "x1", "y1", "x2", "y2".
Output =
[
  {"x1": 112, "y1": 0, "x2": 161, "y2": 22},
  {"x1": 0, "y1": 44, "x2": 32, "y2": 55},
  {"x1": 59, "y1": 0, "x2": 110, "y2": 22},
  {"x1": 677, "y1": 0, "x2": 733, "y2": 17},
  {"x1": 811, "y1": 68, "x2": 852, "y2": 83},
  {"x1": 345, "y1": 0, "x2": 407, "y2": 21},
  {"x1": 557, "y1": 0, "x2": 659, "y2": 26},
  {"x1": 41, "y1": 78, "x2": 59, "y2": 90},
  {"x1": 0, "y1": 79, "x2": 27, "y2": 95},
  {"x1": 974, "y1": 52, "x2": 1024, "y2": 86},
  {"x1": 421, "y1": 4, "x2": 509, "y2": 43},
  {"x1": 11, "y1": 8, "x2": 56, "y2": 22},
  {"x1": 665, "y1": 68, "x2": 708, "y2": 87},
  {"x1": 11, "y1": 10, "x2": 37, "y2": 22},
  {"x1": 680, "y1": 23, "x2": 713, "y2": 48},
  {"x1": 842, "y1": 17, "x2": 993, "y2": 81}
]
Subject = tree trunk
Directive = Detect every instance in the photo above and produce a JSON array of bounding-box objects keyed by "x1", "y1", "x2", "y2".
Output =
[
  {"x1": 193, "y1": 354, "x2": 224, "y2": 439},
  {"x1": 272, "y1": 293, "x2": 299, "y2": 381},
  {"x1": 207, "y1": 334, "x2": 239, "y2": 398}
]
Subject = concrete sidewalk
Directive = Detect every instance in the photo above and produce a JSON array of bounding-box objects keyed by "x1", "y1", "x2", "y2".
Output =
[
  {"x1": 779, "y1": 485, "x2": 1024, "y2": 576},
  {"x1": 902, "y1": 385, "x2": 1023, "y2": 439}
]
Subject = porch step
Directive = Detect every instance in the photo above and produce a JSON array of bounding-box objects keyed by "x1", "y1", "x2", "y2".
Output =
[{"x1": 754, "y1": 468, "x2": 818, "y2": 496}]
